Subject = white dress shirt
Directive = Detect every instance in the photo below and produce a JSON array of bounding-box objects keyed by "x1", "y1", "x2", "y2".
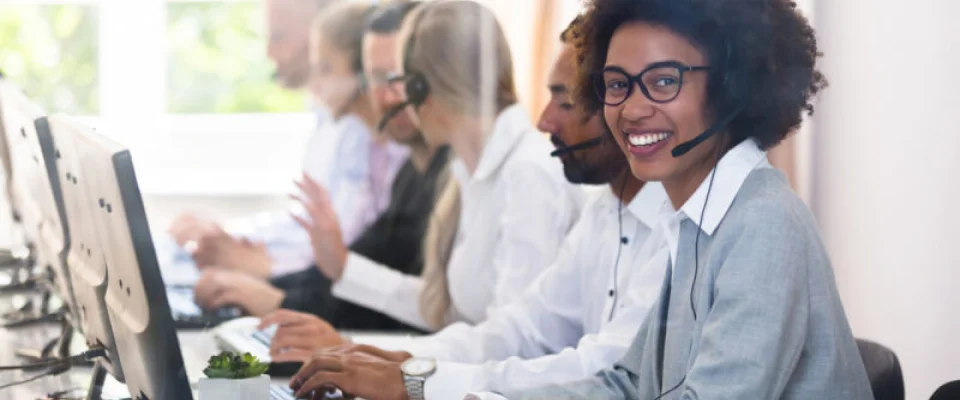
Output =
[
  {"x1": 228, "y1": 113, "x2": 408, "y2": 276},
  {"x1": 395, "y1": 182, "x2": 668, "y2": 399},
  {"x1": 466, "y1": 139, "x2": 773, "y2": 400},
  {"x1": 331, "y1": 104, "x2": 585, "y2": 331}
]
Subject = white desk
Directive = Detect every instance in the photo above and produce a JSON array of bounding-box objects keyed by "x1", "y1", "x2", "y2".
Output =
[{"x1": 0, "y1": 323, "x2": 294, "y2": 399}]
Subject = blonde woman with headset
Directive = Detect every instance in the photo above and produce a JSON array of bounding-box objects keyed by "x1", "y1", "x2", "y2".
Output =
[{"x1": 267, "y1": 0, "x2": 585, "y2": 341}]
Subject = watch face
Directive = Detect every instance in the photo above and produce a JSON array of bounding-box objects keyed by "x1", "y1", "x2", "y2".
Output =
[{"x1": 402, "y1": 358, "x2": 436, "y2": 377}]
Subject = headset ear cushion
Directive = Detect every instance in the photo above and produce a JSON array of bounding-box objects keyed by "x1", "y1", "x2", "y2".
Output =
[{"x1": 406, "y1": 73, "x2": 429, "y2": 106}]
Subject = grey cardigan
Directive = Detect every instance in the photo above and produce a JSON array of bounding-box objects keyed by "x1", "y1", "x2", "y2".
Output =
[{"x1": 502, "y1": 168, "x2": 873, "y2": 400}]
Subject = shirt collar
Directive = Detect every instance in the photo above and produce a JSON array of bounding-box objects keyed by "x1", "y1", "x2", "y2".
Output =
[
  {"x1": 382, "y1": 138, "x2": 411, "y2": 163},
  {"x1": 626, "y1": 181, "x2": 668, "y2": 230},
  {"x1": 678, "y1": 138, "x2": 769, "y2": 235},
  {"x1": 472, "y1": 104, "x2": 531, "y2": 181}
]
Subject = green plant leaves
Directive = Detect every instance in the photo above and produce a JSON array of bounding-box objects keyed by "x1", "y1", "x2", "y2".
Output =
[{"x1": 203, "y1": 351, "x2": 268, "y2": 379}]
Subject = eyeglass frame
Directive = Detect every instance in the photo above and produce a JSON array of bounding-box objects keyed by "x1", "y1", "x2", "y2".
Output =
[{"x1": 593, "y1": 61, "x2": 710, "y2": 106}]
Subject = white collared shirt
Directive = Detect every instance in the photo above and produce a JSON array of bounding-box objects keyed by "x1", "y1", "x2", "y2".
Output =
[
  {"x1": 227, "y1": 113, "x2": 409, "y2": 276},
  {"x1": 401, "y1": 182, "x2": 668, "y2": 399},
  {"x1": 465, "y1": 139, "x2": 771, "y2": 400},
  {"x1": 662, "y1": 139, "x2": 770, "y2": 265},
  {"x1": 331, "y1": 104, "x2": 585, "y2": 330}
]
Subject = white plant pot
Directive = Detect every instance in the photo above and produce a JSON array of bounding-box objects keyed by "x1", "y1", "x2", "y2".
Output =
[{"x1": 198, "y1": 375, "x2": 270, "y2": 400}]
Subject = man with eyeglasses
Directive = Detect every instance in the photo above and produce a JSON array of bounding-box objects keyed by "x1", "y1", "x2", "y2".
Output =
[{"x1": 191, "y1": 1, "x2": 451, "y2": 331}]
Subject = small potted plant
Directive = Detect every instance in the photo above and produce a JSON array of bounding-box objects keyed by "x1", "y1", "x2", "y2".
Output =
[{"x1": 198, "y1": 351, "x2": 270, "y2": 399}]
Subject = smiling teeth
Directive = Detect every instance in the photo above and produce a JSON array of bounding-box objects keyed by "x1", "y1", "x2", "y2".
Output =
[{"x1": 628, "y1": 132, "x2": 669, "y2": 146}]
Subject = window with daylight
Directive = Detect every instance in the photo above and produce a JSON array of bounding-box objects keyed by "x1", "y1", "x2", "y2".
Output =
[
  {"x1": 166, "y1": 1, "x2": 305, "y2": 114},
  {"x1": 0, "y1": 4, "x2": 100, "y2": 115}
]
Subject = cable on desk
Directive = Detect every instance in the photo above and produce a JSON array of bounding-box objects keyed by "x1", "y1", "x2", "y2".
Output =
[
  {"x1": 42, "y1": 390, "x2": 133, "y2": 400},
  {"x1": 0, "y1": 362, "x2": 70, "y2": 390},
  {"x1": 0, "y1": 348, "x2": 106, "y2": 371}
]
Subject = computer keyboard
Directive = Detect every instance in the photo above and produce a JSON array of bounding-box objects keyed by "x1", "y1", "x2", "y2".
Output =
[
  {"x1": 167, "y1": 285, "x2": 242, "y2": 329},
  {"x1": 212, "y1": 316, "x2": 273, "y2": 362},
  {"x1": 213, "y1": 316, "x2": 421, "y2": 364},
  {"x1": 270, "y1": 384, "x2": 296, "y2": 400},
  {"x1": 270, "y1": 384, "x2": 348, "y2": 400},
  {"x1": 252, "y1": 327, "x2": 273, "y2": 347}
]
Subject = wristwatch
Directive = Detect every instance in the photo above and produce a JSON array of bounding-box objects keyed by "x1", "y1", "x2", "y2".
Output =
[{"x1": 400, "y1": 357, "x2": 437, "y2": 400}]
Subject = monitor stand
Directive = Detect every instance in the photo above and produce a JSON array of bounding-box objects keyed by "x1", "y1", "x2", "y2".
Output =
[{"x1": 85, "y1": 360, "x2": 108, "y2": 400}]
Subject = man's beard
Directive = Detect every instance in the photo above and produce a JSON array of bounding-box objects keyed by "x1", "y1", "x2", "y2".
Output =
[{"x1": 561, "y1": 154, "x2": 625, "y2": 185}]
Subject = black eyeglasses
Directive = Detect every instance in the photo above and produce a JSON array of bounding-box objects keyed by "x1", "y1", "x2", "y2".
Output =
[
  {"x1": 364, "y1": 71, "x2": 405, "y2": 89},
  {"x1": 593, "y1": 61, "x2": 710, "y2": 106}
]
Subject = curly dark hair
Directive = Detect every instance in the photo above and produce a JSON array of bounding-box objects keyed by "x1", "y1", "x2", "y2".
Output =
[
  {"x1": 572, "y1": 0, "x2": 827, "y2": 150},
  {"x1": 560, "y1": 14, "x2": 584, "y2": 43}
]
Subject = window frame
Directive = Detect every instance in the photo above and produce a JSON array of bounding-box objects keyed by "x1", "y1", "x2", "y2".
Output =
[{"x1": 6, "y1": 0, "x2": 315, "y2": 195}]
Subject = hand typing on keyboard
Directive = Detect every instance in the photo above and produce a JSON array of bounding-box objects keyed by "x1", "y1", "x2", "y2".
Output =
[
  {"x1": 258, "y1": 309, "x2": 347, "y2": 363},
  {"x1": 290, "y1": 351, "x2": 408, "y2": 400}
]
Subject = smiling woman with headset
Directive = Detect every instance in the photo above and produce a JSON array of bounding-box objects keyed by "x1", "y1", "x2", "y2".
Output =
[{"x1": 479, "y1": 0, "x2": 875, "y2": 399}]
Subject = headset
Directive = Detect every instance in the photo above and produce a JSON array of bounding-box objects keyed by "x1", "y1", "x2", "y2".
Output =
[
  {"x1": 669, "y1": 40, "x2": 745, "y2": 158},
  {"x1": 376, "y1": 3, "x2": 432, "y2": 132}
]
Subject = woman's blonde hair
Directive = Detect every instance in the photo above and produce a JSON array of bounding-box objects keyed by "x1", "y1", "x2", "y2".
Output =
[
  {"x1": 311, "y1": 1, "x2": 374, "y2": 74},
  {"x1": 407, "y1": 0, "x2": 516, "y2": 330},
  {"x1": 399, "y1": 0, "x2": 517, "y2": 117},
  {"x1": 418, "y1": 169, "x2": 460, "y2": 329}
]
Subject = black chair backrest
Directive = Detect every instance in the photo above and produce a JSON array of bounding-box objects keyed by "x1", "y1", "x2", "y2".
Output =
[
  {"x1": 857, "y1": 338, "x2": 905, "y2": 400},
  {"x1": 930, "y1": 380, "x2": 960, "y2": 400}
]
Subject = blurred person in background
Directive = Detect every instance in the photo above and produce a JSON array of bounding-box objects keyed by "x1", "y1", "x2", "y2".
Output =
[
  {"x1": 165, "y1": 0, "x2": 336, "y2": 274},
  {"x1": 193, "y1": 2, "x2": 455, "y2": 338},
  {"x1": 258, "y1": 1, "x2": 585, "y2": 366},
  {"x1": 168, "y1": 0, "x2": 410, "y2": 281},
  {"x1": 267, "y1": 0, "x2": 331, "y2": 90}
]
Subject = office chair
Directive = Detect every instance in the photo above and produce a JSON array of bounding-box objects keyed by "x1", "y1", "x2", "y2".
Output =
[
  {"x1": 857, "y1": 338, "x2": 905, "y2": 400},
  {"x1": 930, "y1": 380, "x2": 960, "y2": 400}
]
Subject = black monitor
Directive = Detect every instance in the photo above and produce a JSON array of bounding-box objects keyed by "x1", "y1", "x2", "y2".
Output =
[{"x1": 49, "y1": 115, "x2": 192, "y2": 400}]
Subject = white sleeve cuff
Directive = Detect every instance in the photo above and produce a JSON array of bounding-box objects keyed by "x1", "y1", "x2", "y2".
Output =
[
  {"x1": 331, "y1": 252, "x2": 400, "y2": 309},
  {"x1": 464, "y1": 393, "x2": 509, "y2": 400},
  {"x1": 424, "y1": 361, "x2": 483, "y2": 400},
  {"x1": 331, "y1": 252, "x2": 432, "y2": 331}
]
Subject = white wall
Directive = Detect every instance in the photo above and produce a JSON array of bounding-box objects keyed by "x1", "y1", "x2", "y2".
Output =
[{"x1": 813, "y1": 0, "x2": 960, "y2": 398}]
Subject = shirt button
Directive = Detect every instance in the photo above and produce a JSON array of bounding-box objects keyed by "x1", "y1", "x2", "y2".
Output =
[
  {"x1": 608, "y1": 290, "x2": 615, "y2": 297},
  {"x1": 621, "y1": 237, "x2": 629, "y2": 245}
]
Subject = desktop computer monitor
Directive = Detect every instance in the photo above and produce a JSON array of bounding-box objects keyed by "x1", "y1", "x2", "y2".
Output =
[
  {"x1": 21, "y1": 116, "x2": 81, "y2": 322},
  {"x1": 49, "y1": 115, "x2": 193, "y2": 400},
  {"x1": 0, "y1": 80, "x2": 22, "y2": 223},
  {"x1": 0, "y1": 83, "x2": 80, "y2": 317},
  {"x1": 0, "y1": 80, "x2": 45, "y2": 250},
  {"x1": 51, "y1": 115, "x2": 125, "y2": 384}
]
